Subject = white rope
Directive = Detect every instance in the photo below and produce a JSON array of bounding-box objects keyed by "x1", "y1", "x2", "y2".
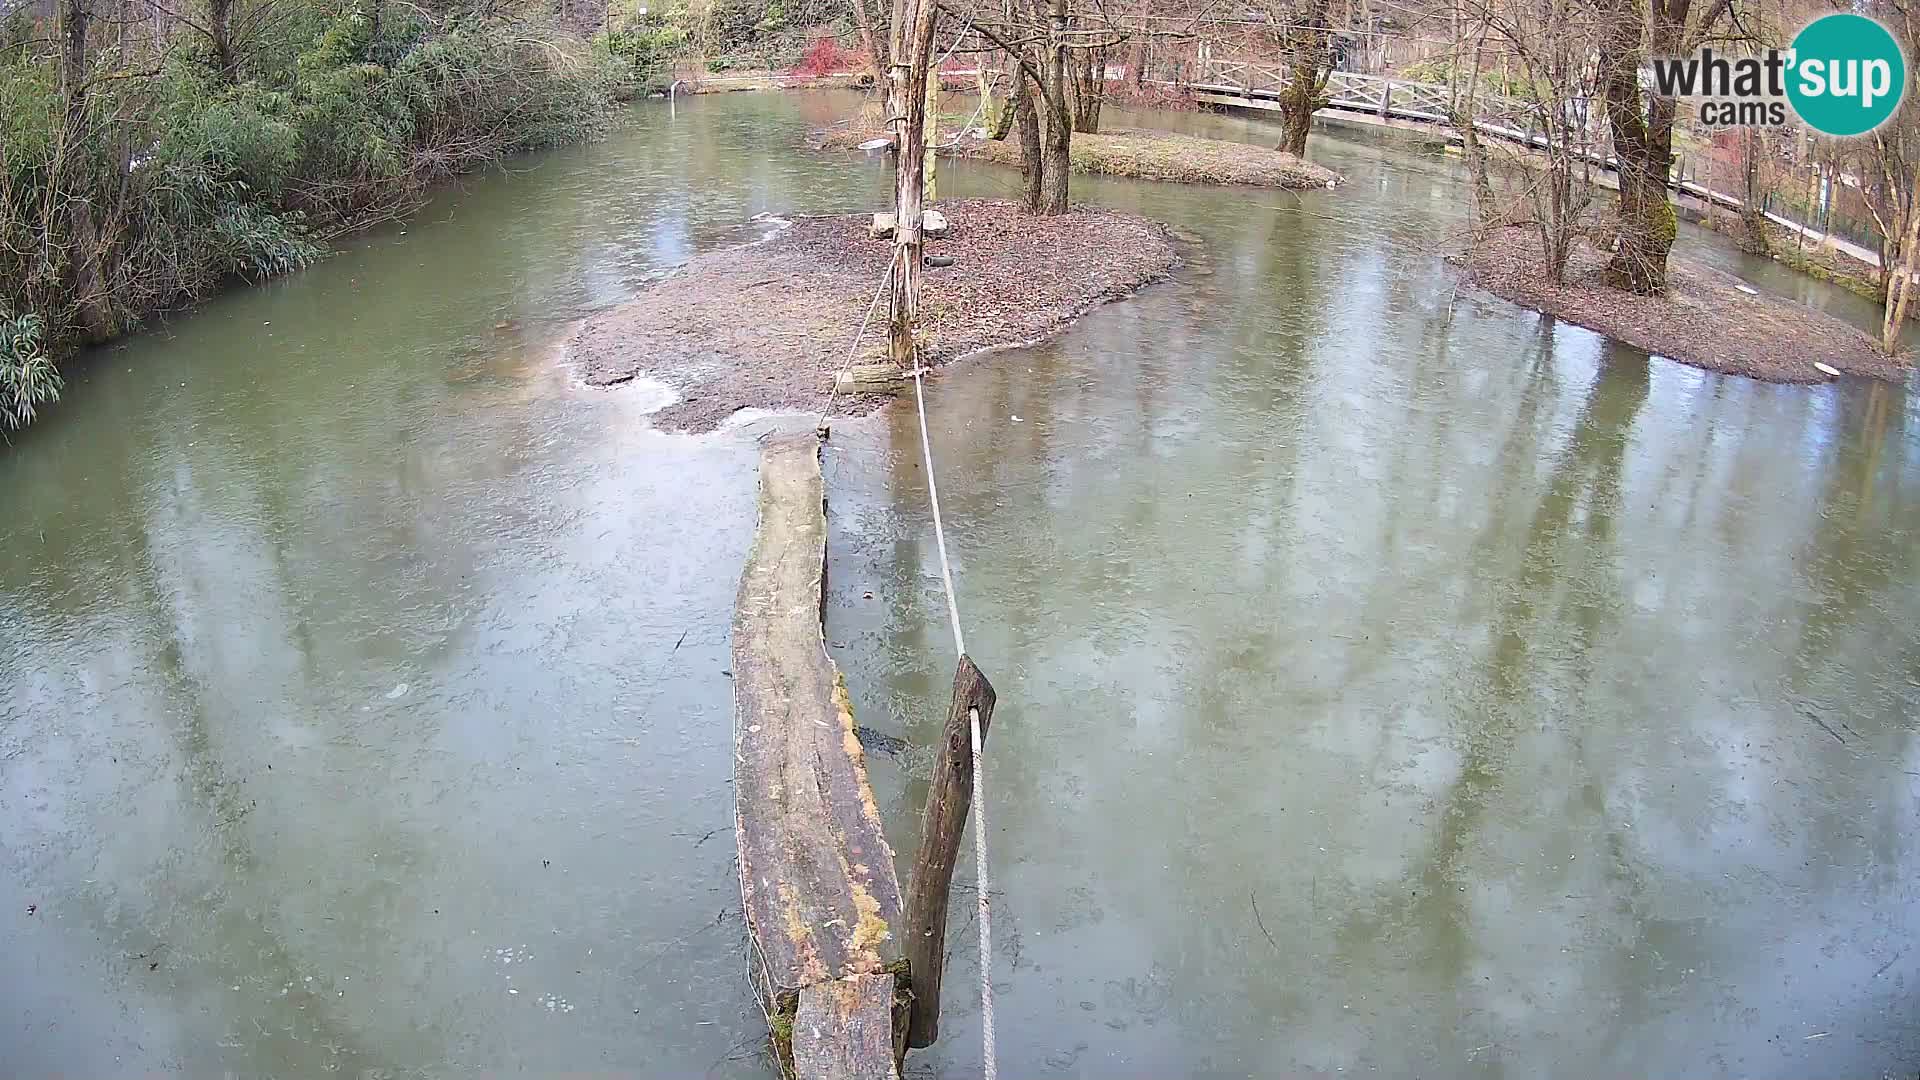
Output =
[
  {"x1": 968, "y1": 702, "x2": 995, "y2": 1080},
  {"x1": 817, "y1": 266, "x2": 896, "y2": 430},
  {"x1": 906, "y1": 359, "x2": 994, "y2": 1080},
  {"x1": 909, "y1": 364, "x2": 967, "y2": 659},
  {"x1": 941, "y1": 93, "x2": 990, "y2": 150}
]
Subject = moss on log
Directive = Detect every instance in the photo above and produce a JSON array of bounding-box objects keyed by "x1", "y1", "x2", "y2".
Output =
[{"x1": 732, "y1": 433, "x2": 908, "y2": 1080}]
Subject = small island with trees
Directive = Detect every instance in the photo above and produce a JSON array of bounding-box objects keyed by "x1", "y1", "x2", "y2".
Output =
[{"x1": 3, "y1": 0, "x2": 1916, "y2": 435}]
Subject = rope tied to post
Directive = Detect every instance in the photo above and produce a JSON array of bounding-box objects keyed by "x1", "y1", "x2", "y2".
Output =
[
  {"x1": 811, "y1": 123, "x2": 995, "y2": 1073},
  {"x1": 907, "y1": 356, "x2": 997, "y2": 1080},
  {"x1": 816, "y1": 266, "x2": 895, "y2": 435}
]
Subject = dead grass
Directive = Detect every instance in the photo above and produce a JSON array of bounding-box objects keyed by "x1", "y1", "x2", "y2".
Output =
[
  {"x1": 815, "y1": 125, "x2": 1342, "y2": 190},
  {"x1": 569, "y1": 198, "x2": 1178, "y2": 430},
  {"x1": 1457, "y1": 226, "x2": 1910, "y2": 383}
]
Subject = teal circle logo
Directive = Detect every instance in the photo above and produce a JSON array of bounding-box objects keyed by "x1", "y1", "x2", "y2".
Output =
[{"x1": 1787, "y1": 14, "x2": 1907, "y2": 136}]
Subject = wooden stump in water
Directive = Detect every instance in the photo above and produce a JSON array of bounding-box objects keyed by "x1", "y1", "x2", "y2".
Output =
[{"x1": 902, "y1": 656, "x2": 997, "y2": 1048}]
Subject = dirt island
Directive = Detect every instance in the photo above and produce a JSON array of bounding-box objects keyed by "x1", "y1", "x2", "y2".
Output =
[{"x1": 570, "y1": 198, "x2": 1180, "y2": 431}]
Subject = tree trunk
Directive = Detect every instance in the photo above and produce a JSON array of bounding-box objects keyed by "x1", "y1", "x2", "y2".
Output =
[
  {"x1": 1882, "y1": 183, "x2": 1920, "y2": 354},
  {"x1": 923, "y1": 62, "x2": 938, "y2": 203},
  {"x1": 1800, "y1": 159, "x2": 1818, "y2": 252},
  {"x1": 1276, "y1": 0, "x2": 1331, "y2": 157},
  {"x1": 976, "y1": 67, "x2": 1001, "y2": 137},
  {"x1": 1594, "y1": 0, "x2": 1685, "y2": 294},
  {"x1": 1039, "y1": 105, "x2": 1070, "y2": 213},
  {"x1": 1278, "y1": 77, "x2": 1315, "y2": 156},
  {"x1": 1068, "y1": 43, "x2": 1104, "y2": 133},
  {"x1": 1035, "y1": 0, "x2": 1071, "y2": 214},
  {"x1": 208, "y1": 0, "x2": 236, "y2": 81},
  {"x1": 1460, "y1": 115, "x2": 1496, "y2": 232},
  {"x1": 852, "y1": 0, "x2": 888, "y2": 85},
  {"x1": 59, "y1": 0, "x2": 114, "y2": 343},
  {"x1": 61, "y1": 0, "x2": 86, "y2": 120},
  {"x1": 901, "y1": 657, "x2": 996, "y2": 1049},
  {"x1": 1454, "y1": 27, "x2": 1496, "y2": 232},
  {"x1": 1538, "y1": 127, "x2": 1575, "y2": 283},
  {"x1": 990, "y1": 62, "x2": 1022, "y2": 140},
  {"x1": 1738, "y1": 128, "x2": 1769, "y2": 255},
  {"x1": 884, "y1": 0, "x2": 938, "y2": 367},
  {"x1": 1013, "y1": 73, "x2": 1043, "y2": 211}
]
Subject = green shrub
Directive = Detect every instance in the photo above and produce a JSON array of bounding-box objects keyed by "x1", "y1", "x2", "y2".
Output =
[
  {"x1": 0, "y1": 4, "x2": 619, "y2": 431},
  {"x1": 0, "y1": 309, "x2": 58, "y2": 433},
  {"x1": 604, "y1": 13, "x2": 687, "y2": 94}
]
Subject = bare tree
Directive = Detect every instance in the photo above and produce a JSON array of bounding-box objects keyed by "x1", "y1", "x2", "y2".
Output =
[
  {"x1": 1587, "y1": 0, "x2": 1735, "y2": 294},
  {"x1": 1880, "y1": 177, "x2": 1920, "y2": 353},
  {"x1": 1066, "y1": 38, "x2": 1106, "y2": 131},
  {"x1": 1735, "y1": 128, "x2": 1771, "y2": 256},
  {"x1": 1856, "y1": 0, "x2": 1920, "y2": 353},
  {"x1": 853, "y1": 0, "x2": 889, "y2": 84},
  {"x1": 1445, "y1": 3, "x2": 1499, "y2": 231},
  {"x1": 960, "y1": 0, "x2": 1081, "y2": 213},
  {"x1": 59, "y1": 0, "x2": 116, "y2": 340},
  {"x1": 1458, "y1": 0, "x2": 1605, "y2": 282}
]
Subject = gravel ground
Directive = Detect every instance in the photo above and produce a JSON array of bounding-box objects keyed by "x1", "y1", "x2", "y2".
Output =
[
  {"x1": 570, "y1": 198, "x2": 1179, "y2": 431},
  {"x1": 1458, "y1": 226, "x2": 1912, "y2": 383}
]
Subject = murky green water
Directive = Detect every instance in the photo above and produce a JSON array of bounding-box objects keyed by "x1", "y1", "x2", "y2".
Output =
[{"x1": 5, "y1": 91, "x2": 1918, "y2": 1078}]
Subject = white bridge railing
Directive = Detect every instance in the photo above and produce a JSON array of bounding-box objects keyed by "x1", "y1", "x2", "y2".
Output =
[
  {"x1": 1190, "y1": 58, "x2": 1531, "y2": 130},
  {"x1": 1186, "y1": 57, "x2": 1768, "y2": 221}
]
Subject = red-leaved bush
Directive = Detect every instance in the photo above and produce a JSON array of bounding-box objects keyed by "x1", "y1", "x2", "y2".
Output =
[{"x1": 792, "y1": 37, "x2": 856, "y2": 77}]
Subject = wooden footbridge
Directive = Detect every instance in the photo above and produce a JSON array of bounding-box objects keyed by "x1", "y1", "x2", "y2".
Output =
[
  {"x1": 1191, "y1": 57, "x2": 1524, "y2": 128},
  {"x1": 1186, "y1": 57, "x2": 1758, "y2": 217}
]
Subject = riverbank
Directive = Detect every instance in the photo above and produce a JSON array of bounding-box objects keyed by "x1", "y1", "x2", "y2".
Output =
[
  {"x1": 674, "y1": 70, "x2": 870, "y2": 94},
  {"x1": 1, "y1": 11, "x2": 626, "y2": 434},
  {"x1": 1457, "y1": 227, "x2": 1908, "y2": 382},
  {"x1": 1695, "y1": 212, "x2": 1898, "y2": 308},
  {"x1": 814, "y1": 124, "x2": 1342, "y2": 189},
  {"x1": 570, "y1": 197, "x2": 1178, "y2": 430}
]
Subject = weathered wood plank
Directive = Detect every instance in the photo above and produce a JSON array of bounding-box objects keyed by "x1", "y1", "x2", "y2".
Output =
[
  {"x1": 733, "y1": 434, "x2": 906, "y2": 1011},
  {"x1": 903, "y1": 655, "x2": 997, "y2": 1048},
  {"x1": 793, "y1": 975, "x2": 902, "y2": 1080},
  {"x1": 833, "y1": 363, "x2": 911, "y2": 394}
]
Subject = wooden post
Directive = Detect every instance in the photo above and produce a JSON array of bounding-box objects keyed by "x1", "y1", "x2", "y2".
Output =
[
  {"x1": 887, "y1": 59, "x2": 923, "y2": 369},
  {"x1": 924, "y1": 60, "x2": 939, "y2": 203},
  {"x1": 902, "y1": 655, "x2": 997, "y2": 1049},
  {"x1": 885, "y1": 0, "x2": 939, "y2": 369}
]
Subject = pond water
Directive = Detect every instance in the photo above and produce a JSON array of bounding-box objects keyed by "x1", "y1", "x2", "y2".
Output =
[{"x1": 3, "y1": 90, "x2": 1917, "y2": 1078}]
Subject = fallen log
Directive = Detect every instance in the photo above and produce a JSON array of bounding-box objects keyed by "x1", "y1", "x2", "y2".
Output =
[{"x1": 732, "y1": 434, "x2": 909, "y2": 1079}]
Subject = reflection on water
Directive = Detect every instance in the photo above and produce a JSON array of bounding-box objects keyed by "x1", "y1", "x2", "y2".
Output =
[
  {"x1": 0, "y1": 91, "x2": 898, "y2": 1078},
  {"x1": 2, "y1": 90, "x2": 1917, "y2": 1079},
  {"x1": 825, "y1": 120, "x2": 1920, "y2": 1079}
]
